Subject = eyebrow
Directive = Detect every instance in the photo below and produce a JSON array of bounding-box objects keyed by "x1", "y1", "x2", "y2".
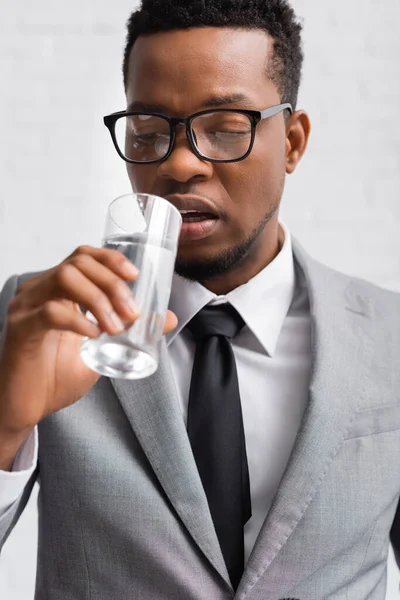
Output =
[{"x1": 126, "y1": 94, "x2": 254, "y2": 113}]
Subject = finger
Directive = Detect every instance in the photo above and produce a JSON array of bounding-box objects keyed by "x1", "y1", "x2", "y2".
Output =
[
  {"x1": 16, "y1": 246, "x2": 138, "y2": 300},
  {"x1": 8, "y1": 301, "x2": 101, "y2": 342},
  {"x1": 163, "y1": 310, "x2": 178, "y2": 335},
  {"x1": 12, "y1": 246, "x2": 139, "y2": 315},
  {"x1": 66, "y1": 254, "x2": 139, "y2": 323},
  {"x1": 49, "y1": 265, "x2": 132, "y2": 335},
  {"x1": 12, "y1": 263, "x2": 134, "y2": 336},
  {"x1": 69, "y1": 245, "x2": 139, "y2": 281},
  {"x1": 12, "y1": 268, "x2": 59, "y2": 311}
]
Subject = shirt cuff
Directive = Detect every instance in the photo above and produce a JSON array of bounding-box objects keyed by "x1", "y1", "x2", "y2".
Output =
[{"x1": 0, "y1": 428, "x2": 38, "y2": 517}]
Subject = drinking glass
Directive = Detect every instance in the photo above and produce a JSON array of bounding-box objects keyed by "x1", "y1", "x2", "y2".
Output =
[{"x1": 80, "y1": 193, "x2": 182, "y2": 379}]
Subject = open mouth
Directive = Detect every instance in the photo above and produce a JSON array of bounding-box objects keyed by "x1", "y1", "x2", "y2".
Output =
[
  {"x1": 180, "y1": 210, "x2": 218, "y2": 223},
  {"x1": 178, "y1": 210, "x2": 220, "y2": 241},
  {"x1": 164, "y1": 194, "x2": 221, "y2": 241}
]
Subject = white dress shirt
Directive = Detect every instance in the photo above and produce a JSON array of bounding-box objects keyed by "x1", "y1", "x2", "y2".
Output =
[{"x1": 0, "y1": 222, "x2": 312, "y2": 563}]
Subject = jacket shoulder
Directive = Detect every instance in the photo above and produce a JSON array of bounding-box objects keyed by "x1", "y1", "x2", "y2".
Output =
[{"x1": 315, "y1": 257, "x2": 400, "y2": 321}]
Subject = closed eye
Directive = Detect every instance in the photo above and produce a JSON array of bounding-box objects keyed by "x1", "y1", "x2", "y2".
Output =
[
  {"x1": 131, "y1": 132, "x2": 169, "y2": 145},
  {"x1": 203, "y1": 131, "x2": 251, "y2": 144}
]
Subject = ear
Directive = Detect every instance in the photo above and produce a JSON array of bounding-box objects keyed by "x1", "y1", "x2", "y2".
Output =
[{"x1": 285, "y1": 110, "x2": 311, "y2": 174}]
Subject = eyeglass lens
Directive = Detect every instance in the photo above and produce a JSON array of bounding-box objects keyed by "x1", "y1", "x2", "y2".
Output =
[{"x1": 114, "y1": 112, "x2": 253, "y2": 162}]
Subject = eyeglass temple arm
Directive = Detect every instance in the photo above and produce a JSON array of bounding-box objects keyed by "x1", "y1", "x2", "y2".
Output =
[{"x1": 260, "y1": 103, "x2": 293, "y2": 121}]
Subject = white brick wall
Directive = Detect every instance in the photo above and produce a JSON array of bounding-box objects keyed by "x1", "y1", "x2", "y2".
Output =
[
  {"x1": 283, "y1": 0, "x2": 400, "y2": 294},
  {"x1": 0, "y1": 1, "x2": 399, "y2": 598}
]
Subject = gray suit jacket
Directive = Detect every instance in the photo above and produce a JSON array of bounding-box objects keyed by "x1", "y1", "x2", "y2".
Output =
[{"x1": 0, "y1": 238, "x2": 399, "y2": 600}]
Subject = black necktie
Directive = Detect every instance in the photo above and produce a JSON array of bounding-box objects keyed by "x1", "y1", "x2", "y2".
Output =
[{"x1": 186, "y1": 304, "x2": 252, "y2": 590}]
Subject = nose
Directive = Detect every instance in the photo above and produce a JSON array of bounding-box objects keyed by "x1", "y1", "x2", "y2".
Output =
[{"x1": 156, "y1": 127, "x2": 213, "y2": 183}]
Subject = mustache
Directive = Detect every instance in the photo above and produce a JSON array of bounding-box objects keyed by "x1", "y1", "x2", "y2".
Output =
[{"x1": 162, "y1": 186, "x2": 214, "y2": 201}]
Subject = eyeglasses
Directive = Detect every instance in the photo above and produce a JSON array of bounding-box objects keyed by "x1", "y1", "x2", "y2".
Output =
[{"x1": 103, "y1": 103, "x2": 292, "y2": 165}]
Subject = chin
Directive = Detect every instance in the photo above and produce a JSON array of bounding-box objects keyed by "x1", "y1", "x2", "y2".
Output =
[
  {"x1": 176, "y1": 243, "x2": 224, "y2": 263},
  {"x1": 175, "y1": 240, "x2": 252, "y2": 284}
]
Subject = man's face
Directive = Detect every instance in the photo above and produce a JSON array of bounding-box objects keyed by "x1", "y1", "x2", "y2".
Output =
[{"x1": 125, "y1": 28, "x2": 299, "y2": 285}]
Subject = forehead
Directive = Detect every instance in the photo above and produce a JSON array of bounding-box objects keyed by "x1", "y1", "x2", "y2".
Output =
[{"x1": 126, "y1": 27, "x2": 279, "y2": 113}]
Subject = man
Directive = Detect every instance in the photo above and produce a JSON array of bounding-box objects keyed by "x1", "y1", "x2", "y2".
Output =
[{"x1": 0, "y1": 0, "x2": 399, "y2": 598}]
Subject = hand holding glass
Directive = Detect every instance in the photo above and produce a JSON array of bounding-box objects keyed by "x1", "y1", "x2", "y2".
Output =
[{"x1": 81, "y1": 193, "x2": 182, "y2": 379}]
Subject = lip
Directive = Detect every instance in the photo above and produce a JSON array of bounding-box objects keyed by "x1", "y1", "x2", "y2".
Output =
[
  {"x1": 164, "y1": 193, "x2": 221, "y2": 243},
  {"x1": 164, "y1": 194, "x2": 220, "y2": 218},
  {"x1": 179, "y1": 218, "x2": 220, "y2": 242}
]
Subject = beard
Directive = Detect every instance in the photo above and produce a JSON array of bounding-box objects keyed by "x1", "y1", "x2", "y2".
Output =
[{"x1": 175, "y1": 202, "x2": 279, "y2": 284}]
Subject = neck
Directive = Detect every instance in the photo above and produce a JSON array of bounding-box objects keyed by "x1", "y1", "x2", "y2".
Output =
[{"x1": 203, "y1": 221, "x2": 283, "y2": 295}]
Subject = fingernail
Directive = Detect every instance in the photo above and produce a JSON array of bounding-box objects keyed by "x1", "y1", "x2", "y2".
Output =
[
  {"x1": 126, "y1": 295, "x2": 140, "y2": 317},
  {"x1": 121, "y1": 261, "x2": 139, "y2": 278},
  {"x1": 108, "y1": 311, "x2": 124, "y2": 332}
]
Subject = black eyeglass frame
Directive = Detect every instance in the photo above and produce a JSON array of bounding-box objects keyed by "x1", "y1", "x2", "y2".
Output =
[{"x1": 103, "y1": 102, "x2": 293, "y2": 165}]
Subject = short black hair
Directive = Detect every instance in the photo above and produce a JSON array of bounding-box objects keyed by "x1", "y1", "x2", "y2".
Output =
[{"x1": 123, "y1": 0, "x2": 304, "y2": 109}]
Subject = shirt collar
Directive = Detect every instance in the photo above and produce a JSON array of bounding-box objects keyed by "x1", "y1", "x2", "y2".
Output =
[{"x1": 167, "y1": 221, "x2": 296, "y2": 357}]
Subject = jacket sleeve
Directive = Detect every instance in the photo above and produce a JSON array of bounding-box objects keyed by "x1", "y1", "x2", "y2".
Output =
[
  {"x1": 0, "y1": 275, "x2": 40, "y2": 553},
  {"x1": 0, "y1": 429, "x2": 38, "y2": 520}
]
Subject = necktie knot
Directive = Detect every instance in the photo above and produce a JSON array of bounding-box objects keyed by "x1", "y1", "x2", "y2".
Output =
[{"x1": 187, "y1": 304, "x2": 245, "y2": 342}]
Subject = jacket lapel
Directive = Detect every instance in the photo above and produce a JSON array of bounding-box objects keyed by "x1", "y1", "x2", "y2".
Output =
[
  {"x1": 110, "y1": 341, "x2": 232, "y2": 590},
  {"x1": 237, "y1": 237, "x2": 379, "y2": 599}
]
